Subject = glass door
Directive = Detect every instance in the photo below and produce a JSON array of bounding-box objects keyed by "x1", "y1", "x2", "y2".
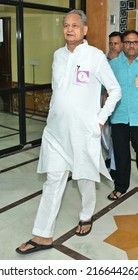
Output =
[{"x1": 0, "y1": 4, "x2": 19, "y2": 153}]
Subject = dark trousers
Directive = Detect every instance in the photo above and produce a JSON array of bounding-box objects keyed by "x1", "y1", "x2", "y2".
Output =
[{"x1": 111, "y1": 124, "x2": 138, "y2": 193}]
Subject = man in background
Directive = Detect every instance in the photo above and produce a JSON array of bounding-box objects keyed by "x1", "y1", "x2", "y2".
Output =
[
  {"x1": 108, "y1": 30, "x2": 138, "y2": 200},
  {"x1": 107, "y1": 31, "x2": 123, "y2": 60}
]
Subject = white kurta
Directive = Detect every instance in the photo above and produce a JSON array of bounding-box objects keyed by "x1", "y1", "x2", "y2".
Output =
[{"x1": 37, "y1": 40, "x2": 121, "y2": 182}]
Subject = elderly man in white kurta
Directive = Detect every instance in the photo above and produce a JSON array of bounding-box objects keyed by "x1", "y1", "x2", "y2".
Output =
[{"x1": 16, "y1": 10, "x2": 121, "y2": 254}]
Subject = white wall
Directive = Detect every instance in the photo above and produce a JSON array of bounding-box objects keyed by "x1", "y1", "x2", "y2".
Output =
[{"x1": 106, "y1": 0, "x2": 120, "y2": 51}]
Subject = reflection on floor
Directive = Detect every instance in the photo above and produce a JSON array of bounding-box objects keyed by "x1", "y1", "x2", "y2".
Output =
[
  {"x1": 0, "y1": 146, "x2": 138, "y2": 260},
  {"x1": 0, "y1": 112, "x2": 45, "y2": 150}
]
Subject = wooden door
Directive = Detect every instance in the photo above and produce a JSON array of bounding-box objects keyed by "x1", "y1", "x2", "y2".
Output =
[
  {"x1": 0, "y1": 17, "x2": 12, "y2": 111},
  {"x1": 86, "y1": 0, "x2": 107, "y2": 53}
]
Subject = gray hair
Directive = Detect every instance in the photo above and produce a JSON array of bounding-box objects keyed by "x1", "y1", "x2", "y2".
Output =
[{"x1": 63, "y1": 9, "x2": 87, "y2": 26}]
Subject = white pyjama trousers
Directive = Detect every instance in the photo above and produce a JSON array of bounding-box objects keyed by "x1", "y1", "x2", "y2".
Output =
[{"x1": 32, "y1": 171, "x2": 96, "y2": 238}]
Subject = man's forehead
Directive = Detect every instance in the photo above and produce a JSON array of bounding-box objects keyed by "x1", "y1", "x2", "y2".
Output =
[
  {"x1": 109, "y1": 36, "x2": 121, "y2": 41},
  {"x1": 64, "y1": 14, "x2": 81, "y2": 22},
  {"x1": 124, "y1": 33, "x2": 138, "y2": 38}
]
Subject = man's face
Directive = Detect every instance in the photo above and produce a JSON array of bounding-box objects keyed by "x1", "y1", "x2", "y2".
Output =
[
  {"x1": 123, "y1": 33, "x2": 138, "y2": 59},
  {"x1": 63, "y1": 13, "x2": 88, "y2": 46},
  {"x1": 109, "y1": 35, "x2": 123, "y2": 54}
]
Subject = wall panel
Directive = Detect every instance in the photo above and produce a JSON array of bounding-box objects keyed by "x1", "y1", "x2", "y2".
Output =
[{"x1": 86, "y1": 0, "x2": 107, "y2": 52}]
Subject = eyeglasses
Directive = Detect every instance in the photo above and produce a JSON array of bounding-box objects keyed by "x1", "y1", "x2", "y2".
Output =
[{"x1": 123, "y1": 41, "x2": 138, "y2": 46}]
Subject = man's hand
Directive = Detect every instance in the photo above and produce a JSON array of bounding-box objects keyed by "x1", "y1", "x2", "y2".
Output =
[{"x1": 107, "y1": 49, "x2": 119, "y2": 60}]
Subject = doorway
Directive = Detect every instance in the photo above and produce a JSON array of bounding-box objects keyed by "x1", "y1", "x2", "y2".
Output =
[{"x1": 0, "y1": 0, "x2": 82, "y2": 156}]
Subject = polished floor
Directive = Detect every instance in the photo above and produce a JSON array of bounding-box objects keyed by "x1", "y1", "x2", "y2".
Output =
[{"x1": 0, "y1": 145, "x2": 138, "y2": 260}]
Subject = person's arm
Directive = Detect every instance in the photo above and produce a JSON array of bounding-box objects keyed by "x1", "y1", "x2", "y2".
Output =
[{"x1": 96, "y1": 54, "x2": 121, "y2": 125}]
